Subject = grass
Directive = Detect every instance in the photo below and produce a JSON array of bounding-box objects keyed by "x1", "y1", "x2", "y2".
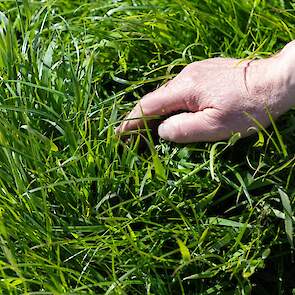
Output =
[{"x1": 0, "y1": 0, "x2": 294, "y2": 294}]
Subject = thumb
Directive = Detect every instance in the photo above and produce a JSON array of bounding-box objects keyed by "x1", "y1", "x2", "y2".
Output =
[{"x1": 158, "y1": 109, "x2": 229, "y2": 143}]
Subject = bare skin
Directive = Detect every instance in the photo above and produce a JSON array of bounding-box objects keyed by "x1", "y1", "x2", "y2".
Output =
[{"x1": 117, "y1": 41, "x2": 295, "y2": 143}]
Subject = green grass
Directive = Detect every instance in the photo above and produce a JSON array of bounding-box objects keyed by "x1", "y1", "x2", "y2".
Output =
[{"x1": 0, "y1": 0, "x2": 294, "y2": 294}]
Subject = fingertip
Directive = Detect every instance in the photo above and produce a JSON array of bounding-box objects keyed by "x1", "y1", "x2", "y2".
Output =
[
  {"x1": 115, "y1": 125, "x2": 121, "y2": 134},
  {"x1": 115, "y1": 120, "x2": 127, "y2": 134},
  {"x1": 158, "y1": 123, "x2": 169, "y2": 140}
]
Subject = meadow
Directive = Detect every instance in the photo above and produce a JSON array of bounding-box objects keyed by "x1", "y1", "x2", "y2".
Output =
[{"x1": 0, "y1": 0, "x2": 294, "y2": 294}]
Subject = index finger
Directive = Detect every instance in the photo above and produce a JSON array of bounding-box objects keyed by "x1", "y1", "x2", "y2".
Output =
[{"x1": 117, "y1": 76, "x2": 193, "y2": 133}]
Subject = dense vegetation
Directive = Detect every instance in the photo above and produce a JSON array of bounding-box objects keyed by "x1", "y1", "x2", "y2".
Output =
[{"x1": 0, "y1": 0, "x2": 294, "y2": 294}]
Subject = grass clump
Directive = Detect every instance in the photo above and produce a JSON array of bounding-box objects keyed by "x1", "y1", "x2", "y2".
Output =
[{"x1": 0, "y1": 0, "x2": 294, "y2": 294}]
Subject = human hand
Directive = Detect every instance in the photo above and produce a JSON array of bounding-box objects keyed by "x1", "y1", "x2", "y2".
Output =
[{"x1": 117, "y1": 42, "x2": 295, "y2": 143}]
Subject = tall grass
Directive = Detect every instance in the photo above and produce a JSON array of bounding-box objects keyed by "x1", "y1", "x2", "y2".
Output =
[{"x1": 0, "y1": 0, "x2": 294, "y2": 294}]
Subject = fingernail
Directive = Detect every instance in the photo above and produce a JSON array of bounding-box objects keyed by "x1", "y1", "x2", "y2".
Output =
[
  {"x1": 115, "y1": 121, "x2": 126, "y2": 134},
  {"x1": 158, "y1": 123, "x2": 169, "y2": 139}
]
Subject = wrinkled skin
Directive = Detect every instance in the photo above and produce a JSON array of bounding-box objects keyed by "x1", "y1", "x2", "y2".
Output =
[{"x1": 117, "y1": 41, "x2": 295, "y2": 143}]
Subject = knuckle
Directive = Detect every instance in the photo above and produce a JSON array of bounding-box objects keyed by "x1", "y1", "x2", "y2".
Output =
[
  {"x1": 178, "y1": 72, "x2": 199, "y2": 93},
  {"x1": 283, "y1": 40, "x2": 295, "y2": 52},
  {"x1": 181, "y1": 62, "x2": 199, "y2": 74},
  {"x1": 184, "y1": 96, "x2": 199, "y2": 112},
  {"x1": 278, "y1": 41, "x2": 295, "y2": 62}
]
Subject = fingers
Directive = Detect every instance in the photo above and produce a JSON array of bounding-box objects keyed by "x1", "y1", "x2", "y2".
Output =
[
  {"x1": 157, "y1": 109, "x2": 229, "y2": 143},
  {"x1": 117, "y1": 76, "x2": 195, "y2": 133}
]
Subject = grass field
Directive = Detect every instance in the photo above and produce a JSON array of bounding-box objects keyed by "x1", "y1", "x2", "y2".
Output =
[{"x1": 0, "y1": 0, "x2": 294, "y2": 294}]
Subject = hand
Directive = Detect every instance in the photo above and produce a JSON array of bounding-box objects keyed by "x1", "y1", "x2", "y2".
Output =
[{"x1": 117, "y1": 42, "x2": 295, "y2": 143}]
